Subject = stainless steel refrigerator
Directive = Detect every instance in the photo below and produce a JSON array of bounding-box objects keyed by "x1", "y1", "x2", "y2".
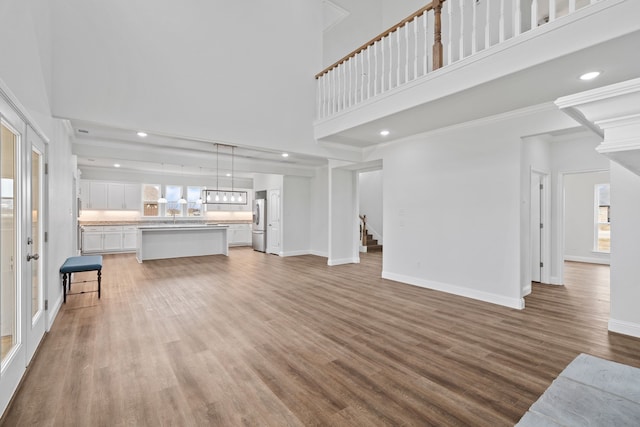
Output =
[{"x1": 252, "y1": 198, "x2": 266, "y2": 252}]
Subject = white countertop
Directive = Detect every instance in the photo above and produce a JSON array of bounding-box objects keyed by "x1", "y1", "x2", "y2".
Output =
[{"x1": 137, "y1": 224, "x2": 228, "y2": 231}]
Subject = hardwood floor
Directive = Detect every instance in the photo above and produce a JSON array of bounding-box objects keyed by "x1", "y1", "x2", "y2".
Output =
[{"x1": 2, "y1": 251, "x2": 639, "y2": 426}]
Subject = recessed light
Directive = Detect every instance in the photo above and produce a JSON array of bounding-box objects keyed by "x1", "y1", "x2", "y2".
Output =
[
  {"x1": 137, "y1": 131, "x2": 148, "y2": 137},
  {"x1": 282, "y1": 153, "x2": 289, "y2": 158},
  {"x1": 114, "y1": 163, "x2": 121, "y2": 168},
  {"x1": 226, "y1": 173, "x2": 231, "y2": 177},
  {"x1": 380, "y1": 130, "x2": 390, "y2": 136},
  {"x1": 579, "y1": 71, "x2": 600, "y2": 81}
]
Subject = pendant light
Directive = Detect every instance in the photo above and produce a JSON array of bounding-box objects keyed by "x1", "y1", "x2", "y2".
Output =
[
  {"x1": 178, "y1": 165, "x2": 187, "y2": 204},
  {"x1": 158, "y1": 163, "x2": 167, "y2": 204},
  {"x1": 197, "y1": 167, "x2": 204, "y2": 205}
]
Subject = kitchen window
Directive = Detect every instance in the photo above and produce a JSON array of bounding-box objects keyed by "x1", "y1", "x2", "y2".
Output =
[
  {"x1": 142, "y1": 184, "x2": 161, "y2": 217},
  {"x1": 165, "y1": 185, "x2": 183, "y2": 217},
  {"x1": 595, "y1": 183, "x2": 610, "y2": 253},
  {"x1": 187, "y1": 186, "x2": 204, "y2": 216}
]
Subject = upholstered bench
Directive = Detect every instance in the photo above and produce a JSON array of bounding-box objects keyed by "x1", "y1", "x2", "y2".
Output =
[{"x1": 60, "y1": 255, "x2": 103, "y2": 303}]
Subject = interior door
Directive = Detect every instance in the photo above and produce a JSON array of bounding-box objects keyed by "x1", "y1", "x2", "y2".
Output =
[
  {"x1": 0, "y1": 113, "x2": 25, "y2": 414},
  {"x1": 531, "y1": 172, "x2": 542, "y2": 283},
  {"x1": 267, "y1": 189, "x2": 280, "y2": 255},
  {"x1": 25, "y1": 126, "x2": 46, "y2": 362}
]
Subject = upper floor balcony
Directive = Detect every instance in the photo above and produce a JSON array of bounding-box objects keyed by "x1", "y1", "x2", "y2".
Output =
[{"x1": 314, "y1": 0, "x2": 640, "y2": 150}]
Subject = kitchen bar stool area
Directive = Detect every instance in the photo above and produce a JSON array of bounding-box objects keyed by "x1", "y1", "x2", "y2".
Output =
[{"x1": 59, "y1": 255, "x2": 103, "y2": 303}]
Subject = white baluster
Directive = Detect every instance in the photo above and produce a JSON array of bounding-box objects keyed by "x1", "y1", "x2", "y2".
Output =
[
  {"x1": 531, "y1": 0, "x2": 538, "y2": 29},
  {"x1": 340, "y1": 64, "x2": 345, "y2": 111},
  {"x1": 486, "y1": 0, "x2": 492, "y2": 48},
  {"x1": 323, "y1": 76, "x2": 328, "y2": 118},
  {"x1": 549, "y1": 0, "x2": 557, "y2": 22},
  {"x1": 317, "y1": 77, "x2": 322, "y2": 119},
  {"x1": 447, "y1": 0, "x2": 453, "y2": 65},
  {"x1": 423, "y1": 10, "x2": 428, "y2": 75},
  {"x1": 413, "y1": 17, "x2": 418, "y2": 80},
  {"x1": 349, "y1": 57, "x2": 353, "y2": 107},
  {"x1": 459, "y1": 0, "x2": 465, "y2": 60},
  {"x1": 374, "y1": 41, "x2": 379, "y2": 96},
  {"x1": 367, "y1": 47, "x2": 371, "y2": 99},
  {"x1": 330, "y1": 70, "x2": 335, "y2": 115},
  {"x1": 514, "y1": 0, "x2": 521, "y2": 36},
  {"x1": 472, "y1": 0, "x2": 478, "y2": 54},
  {"x1": 396, "y1": 30, "x2": 401, "y2": 87},
  {"x1": 405, "y1": 24, "x2": 410, "y2": 83},
  {"x1": 499, "y1": 0, "x2": 505, "y2": 43},
  {"x1": 388, "y1": 35, "x2": 393, "y2": 90},
  {"x1": 381, "y1": 38, "x2": 385, "y2": 93},
  {"x1": 569, "y1": 0, "x2": 576, "y2": 13}
]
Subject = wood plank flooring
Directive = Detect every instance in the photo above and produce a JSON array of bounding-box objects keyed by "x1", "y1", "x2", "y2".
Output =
[{"x1": 2, "y1": 250, "x2": 640, "y2": 426}]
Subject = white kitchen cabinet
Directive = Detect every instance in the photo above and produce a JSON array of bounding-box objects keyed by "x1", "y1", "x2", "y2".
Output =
[
  {"x1": 80, "y1": 180, "x2": 141, "y2": 211},
  {"x1": 88, "y1": 182, "x2": 108, "y2": 209},
  {"x1": 122, "y1": 226, "x2": 137, "y2": 250},
  {"x1": 107, "y1": 183, "x2": 124, "y2": 209},
  {"x1": 228, "y1": 224, "x2": 251, "y2": 246},
  {"x1": 82, "y1": 228, "x2": 104, "y2": 253},
  {"x1": 124, "y1": 184, "x2": 141, "y2": 209},
  {"x1": 81, "y1": 225, "x2": 137, "y2": 254}
]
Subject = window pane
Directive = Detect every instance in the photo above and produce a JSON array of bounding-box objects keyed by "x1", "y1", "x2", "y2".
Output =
[
  {"x1": 142, "y1": 184, "x2": 160, "y2": 216},
  {"x1": 597, "y1": 224, "x2": 610, "y2": 252},
  {"x1": 595, "y1": 183, "x2": 610, "y2": 254},
  {"x1": 187, "y1": 186, "x2": 203, "y2": 217},
  {"x1": 1, "y1": 122, "x2": 18, "y2": 364},
  {"x1": 165, "y1": 185, "x2": 183, "y2": 217}
]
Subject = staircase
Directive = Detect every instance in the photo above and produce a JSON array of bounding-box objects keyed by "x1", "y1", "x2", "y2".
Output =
[
  {"x1": 360, "y1": 214, "x2": 382, "y2": 252},
  {"x1": 364, "y1": 233, "x2": 382, "y2": 252}
]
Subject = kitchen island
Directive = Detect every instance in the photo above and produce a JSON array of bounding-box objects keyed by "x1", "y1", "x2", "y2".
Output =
[{"x1": 136, "y1": 224, "x2": 228, "y2": 262}]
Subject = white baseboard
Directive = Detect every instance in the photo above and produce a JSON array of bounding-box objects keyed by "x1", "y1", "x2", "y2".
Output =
[
  {"x1": 359, "y1": 245, "x2": 367, "y2": 253},
  {"x1": 382, "y1": 271, "x2": 525, "y2": 310},
  {"x1": 47, "y1": 293, "x2": 63, "y2": 332},
  {"x1": 608, "y1": 318, "x2": 640, "y2": 339},
  {"x1": 309, "y1": 250, "x2": 328, "y2": 258},
  {"x1": 328, "y1": 257, "x2": 360, "y2": 266},
  {"x1": 549, "y1": 275, "x2": 563, "y2": 285},
  {"x1": 280, "y1": 250, "x2": 312, "y2": 257},
  {"x1": 564, "y1": 255, "x2": 610, "y2": 265}
]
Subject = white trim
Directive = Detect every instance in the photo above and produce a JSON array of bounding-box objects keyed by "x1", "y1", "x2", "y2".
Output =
[
  {"x1": 280, "y1": 250, "x2": 312, "y2": 257},
  {"x1": 328, "y1": 257, "x2": 359, "y2": 266},
  {"x1": 564, "y1": 255, "x2": 610, "y2": 265},
  {"x1": 608, "y1": 318, "x2": 640, "y2": 339},
  {"x1": 555, "y1": 77, "x2": 640, "y2": 109},
  {"x1": 549, "y1": 275, "x2": 563, "y2": 285},
  {"x1": 0, "y1": 78, "x2": 50, "y2": 143},
  {"x1": 46, "y1": 293, "x2": 63, "y2": 331},
  {"x1": 381, "y1": 271, "x2": 525, "y2": 310},
  {"x1": 309, "y1": 250, "x2": 328, "y2": 258}
]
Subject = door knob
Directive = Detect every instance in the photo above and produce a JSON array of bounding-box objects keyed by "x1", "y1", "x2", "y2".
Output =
[{"x1": 27, "y1": 253, "x2": 39, "y2": 261}]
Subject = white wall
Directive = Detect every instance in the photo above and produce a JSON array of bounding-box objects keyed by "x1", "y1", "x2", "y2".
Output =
[
  {"x1": 359, "y1": 169, "x2": 383, "y2": 244},
  {"x1": 282, "y1": 176, "x2": 311, "y2": 256},
  {"x1": 323, "y1": 0, "x2": 382, "y2": 67},
  {"x1": 52, "y1": 0, "x2": 324, "y2": 157},
  {"x1": 564, "y1": 171, "x2": 610, "y2": 264},
  {"x1": 310, "y1": 166, "x2": 329, "y2": 257},
  {"x1": 609, "y1": 162, "x2": 640, "y2": 337},
  {"x1": 329, "y1": 165, "x2": 358, "y2": 265},
  {"x1": 381, "y1": 128, "x2": 523, "y2": 308}
]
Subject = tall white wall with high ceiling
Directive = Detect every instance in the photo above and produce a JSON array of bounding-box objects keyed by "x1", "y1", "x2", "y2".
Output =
[{"x1": 52, "y1": 0, "x2": 324, "y2": 157}]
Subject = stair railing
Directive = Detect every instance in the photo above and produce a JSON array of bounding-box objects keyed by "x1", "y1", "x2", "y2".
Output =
[
  {"x1": 316, "y1": 0, "x2": 601, "y2": 120},
  {"x1": 359, "y1": 214, "x2": 367, "y2": 246}
]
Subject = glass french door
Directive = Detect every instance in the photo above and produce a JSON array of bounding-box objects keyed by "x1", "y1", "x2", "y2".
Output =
[
  {"x1": 0, "y1": 112, "x2": 25, "y2": 413},
  {"x1": 25, "y1": 126, "x2": 45, "y2": 362},
  {"x1": 0, "y1": 105, "x2": 47, "y2": 414}
]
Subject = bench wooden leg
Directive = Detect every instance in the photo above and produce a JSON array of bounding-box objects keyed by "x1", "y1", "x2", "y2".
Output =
[
  {"x1": 97, "y1": 269, "x2": 102, "y2": 299},
  {"x1": 62, "y1": 273, "x2": 67, "y2": 303}
]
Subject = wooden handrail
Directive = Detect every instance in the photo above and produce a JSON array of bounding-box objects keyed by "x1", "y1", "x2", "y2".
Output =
[{"x1": 315, "y1": 1, "x2": 442, "y2": 79}]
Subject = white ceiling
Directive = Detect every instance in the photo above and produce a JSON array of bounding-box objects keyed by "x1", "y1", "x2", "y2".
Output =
[{"x1": 71, "y1": 119, "x2": 328, "y2": 178}]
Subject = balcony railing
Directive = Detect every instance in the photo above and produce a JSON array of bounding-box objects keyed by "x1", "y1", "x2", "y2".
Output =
[{"x1": 315, "y1": 0, "x2": 600, "y2": 121}]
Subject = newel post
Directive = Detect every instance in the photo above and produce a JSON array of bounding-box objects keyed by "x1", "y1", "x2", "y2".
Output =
[{"x1": 433, "y1": 0, "x2": 444, "y2": 70}]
